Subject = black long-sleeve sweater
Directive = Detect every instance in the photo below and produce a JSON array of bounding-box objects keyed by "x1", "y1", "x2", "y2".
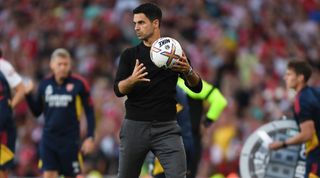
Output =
[{"x1": 114, "y1": 42, "x2": 202, "y2": 122}]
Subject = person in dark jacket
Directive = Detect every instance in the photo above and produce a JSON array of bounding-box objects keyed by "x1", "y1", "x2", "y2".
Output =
[
  {"x1": 113, "y1": 3, "x2": 202, "y2": 178},
  {"x1": 269, "y1": 61, "x2": 320, "y2": 178},
  {"x1": 25, "y1": 48, "x2": 95, "y2": 178}
]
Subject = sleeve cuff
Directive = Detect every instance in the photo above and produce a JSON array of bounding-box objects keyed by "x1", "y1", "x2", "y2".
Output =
[{"x1": 114, "y1": 82, "x2": 125, "y2": 97}]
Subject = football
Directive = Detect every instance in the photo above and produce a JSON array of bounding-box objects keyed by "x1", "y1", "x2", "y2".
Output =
[{"x1": 150, "y1": 37, "x2": 183, "y2": 69}]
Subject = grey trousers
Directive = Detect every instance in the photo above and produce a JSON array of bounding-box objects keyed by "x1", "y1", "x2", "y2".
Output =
[{"x1": 118, "y1": 119, "x2": 187, "y2": 178}]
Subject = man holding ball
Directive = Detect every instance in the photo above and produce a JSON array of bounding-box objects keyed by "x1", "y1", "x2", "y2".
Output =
[{"x1": 114, "y1": 3, "x2": 202, "y2": 178}]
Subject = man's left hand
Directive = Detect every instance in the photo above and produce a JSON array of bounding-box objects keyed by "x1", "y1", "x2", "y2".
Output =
[
  {"x1": 81, "y1": 137, "x2": 95, "y2": 155},
  {"x1": 171, "y1": 52, "x2": 190, "y2": 74}
]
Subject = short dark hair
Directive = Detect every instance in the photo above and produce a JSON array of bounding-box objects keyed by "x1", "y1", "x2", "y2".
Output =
[
  {"x1": 133, "y1": 3, "x2": 162, "y2": 26},
  {"x1": 287, "y1": 61, "x2": 312, "y2": 82}
]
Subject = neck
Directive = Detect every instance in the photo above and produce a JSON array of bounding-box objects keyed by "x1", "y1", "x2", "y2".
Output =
[
  {"x1": 143, "y1": 31, "x2": 160, "y2": 47},
  {"x1": 55, "y1": 76, "x2": 64, "y2": 85},
  {"x1": 295, "y1": 83, "x2": 306, "y2": 93}
]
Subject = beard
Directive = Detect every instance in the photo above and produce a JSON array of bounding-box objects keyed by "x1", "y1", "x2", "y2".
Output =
[{"x1": 137, "y1": 30, "x2": 154, "y2": 41}]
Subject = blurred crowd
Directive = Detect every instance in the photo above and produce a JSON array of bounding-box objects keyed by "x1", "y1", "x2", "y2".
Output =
[{"x1": 1, "y1": 0, "x2": 320, "y2": 177}]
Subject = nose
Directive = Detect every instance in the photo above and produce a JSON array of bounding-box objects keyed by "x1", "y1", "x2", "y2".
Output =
[
  {"x1": 59, "y1": 64, "x2": 67, "y2": 70},
  {"x1": 135, "y1": 24, "x2": 139, "y2": 31}
]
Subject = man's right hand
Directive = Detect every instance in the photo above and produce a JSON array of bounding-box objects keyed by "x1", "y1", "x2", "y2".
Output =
[
  {"x1": 118, "y1": 59, "x2": 150, "y2": 95},
  {"x1": 129, "y1": 59, "x2": 150, "y2": 84},
  {"x1": 269, "y1": 141, "x2": 285, "y2": 150}
]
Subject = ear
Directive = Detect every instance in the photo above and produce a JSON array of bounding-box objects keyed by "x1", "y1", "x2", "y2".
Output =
[
  {"x1": 153, "y1": 19, "x2": 160, "y2": 28},
  {"x1": 297, "y1": 74, "x2": 305, "y2": 83},
  {"x1": 50, "y1": 60, "x2": 55, "y2": 71}
]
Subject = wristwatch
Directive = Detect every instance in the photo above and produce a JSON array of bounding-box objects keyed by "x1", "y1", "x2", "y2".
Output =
[
  {"x1": 186, "y1": 67, "x2": 193, "y2": 76},
  {"x1": 282, "y1": 141, "x2": 288, "y2": 148}
]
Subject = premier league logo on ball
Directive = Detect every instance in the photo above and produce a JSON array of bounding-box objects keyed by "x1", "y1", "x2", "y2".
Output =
[{"x1": 240, "y1": 119, "x2": 306, "y2": 178}]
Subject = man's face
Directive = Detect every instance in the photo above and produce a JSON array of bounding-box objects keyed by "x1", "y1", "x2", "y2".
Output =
[
  {"x1": 284, "y1": 69, "x2": 302, "y2": 90},
  {"x1": 133, "y1": 13, "x2": 157, "y2": 40},
  {"x1": 50, "y1": 56, "x2": 71, "y2": 80}
]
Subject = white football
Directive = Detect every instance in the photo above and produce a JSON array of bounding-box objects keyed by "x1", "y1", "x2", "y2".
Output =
[{"x1": 150, "y1": 37, "x2": 183, "y2": 69}]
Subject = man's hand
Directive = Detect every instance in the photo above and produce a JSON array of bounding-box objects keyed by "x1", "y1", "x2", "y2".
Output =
[
  {"x1": 118, "y1": 59, "x2": 150, "y2": 95},
  {"x1": 129, "y1": 59, "x2": 150, "y2": 83},
  {"x1": 81, "y1": 137, "x2": 95, "y2": 155},
  {"x1": 171, "y1": 52, "x2": 190, "y2": 74},
  {"x1": 24, "y1": 79, "x2": 34, "y2": 94},
  {"x1": 171, "y1": 52, "x2": 201, "y2": 88},
  {"x1": 269, "y1": 141, "x2": 285, "y2": 150}
]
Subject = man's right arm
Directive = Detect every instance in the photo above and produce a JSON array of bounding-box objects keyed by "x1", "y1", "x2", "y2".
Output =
[
  {"x1": 117, "y1": 76, "x2": 135, "y2": 95},
  {"x1": 11, "y1": 82, "x2": 25, "y2": 108},
  {"x1": 114, "y1": 50, "x2": 132, "y2": 97},
  {"x1": 114, "y1": 50, "x2": 149, "y2": 97}
]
